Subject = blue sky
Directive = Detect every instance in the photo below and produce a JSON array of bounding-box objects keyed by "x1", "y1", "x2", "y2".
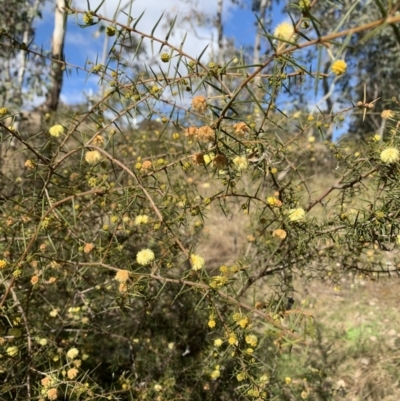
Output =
[
  {"x1": 31, "y1": 0, "x2": 288, "y2": 105},
  {"x1": 29, "y1": 0, "x2": 350, "y2": 138}
]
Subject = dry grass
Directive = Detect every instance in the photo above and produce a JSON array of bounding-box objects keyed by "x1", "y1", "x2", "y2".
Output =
[{"x1": 291, "y1": 276, "x2": 400, "y2": 401}]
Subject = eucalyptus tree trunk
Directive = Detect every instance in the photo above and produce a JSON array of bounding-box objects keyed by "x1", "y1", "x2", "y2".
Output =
[
  {"x1": 43, "y1": 0, "x2": 67, "y2": 112},
  {"x1": 16, "y1": 0, "x2": 41, "y2": 104},
  {"x1": 253, "y1": 0, "x2": 268, "y2": 68},
  {"x1": 216, "y1": 0, "x2": 224, "y2": 66},
  {"x1": 253, "y1": 0, "x2": 269, "y2": 120},
  {"x1": 1, "y1": 0, "x2": 68, "y2": 198}
]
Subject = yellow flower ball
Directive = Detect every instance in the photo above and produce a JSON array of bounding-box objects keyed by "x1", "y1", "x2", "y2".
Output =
[
  {"x1": 331, "y1": 60, "x2": 347, "y2": 76},
  {"x1": 238, "y1": 317, "x2": 249, "y2": 328},
  {"x1": 381, "y1": 110, "x2": 394, "y2": 119},
  {"x1": 208, "y1": 320, "x2": 216, "y2": 328},
  {"x1": 134, "y1": 215, "x2": 149, "y2": 225},
  {"x1": 114, "y1": 269, "x2": 130, "y2": 283},
  {"x1": 6, "y1": 346, "x2": 18, "y2": 357},
  {"x1": 136, "y1": 248, "x2": 155, "y2": 266},
  {"x1": 67, "y1": 367, "x2": 79, "y2": 380},
  {"x1": 245, "y1": 334, "x2": 258, "y2": 347},
  {"x1": 288, "y1": 207, "x2": 306, "y2": 222},
  {"x1": 233, "y1": 156, "x2": 248, "y2": 171},
  {"x1": 272, "y1": 228, "x2": 287, "y2": 239},
  {"x1": 380, "y1": 147, "x2": 399, "y2": 164},
  {"x1": 210, "y1": 369, "x2": 220, "y2": 379},
  {"x1": 49, "y1": 124, "x2": 64, "y2": 137},
  {"x1": 190, "y1": 254, "x2": 205, "y2": 270},
  {"x1": 106, "y1": 26, "x2": 116, "y2": 37},
  {"x1": 228, "y1": 333, "x2": 237, "y2": 345},
  {"x1": 47, "y1": 388, "x2": 58, "y2": 401},
  {"x1": 274, "y1": 22, "x2": 294, "y2": 41},
  {"x1": 236, "y1": 372, "x2": 246, "y2": 381},
  {"x1": 66, "y1": 347, "x2": 79, "y2": 360},
  {"x1": 85, "y1": 150, "x2": 102, "y2": 165},
  {"x1": 192, "y1": 95, "x2": 207, "y2": 113},
  {"x1": 83, "y1": 12, "x2": 94, "y2": 25}
]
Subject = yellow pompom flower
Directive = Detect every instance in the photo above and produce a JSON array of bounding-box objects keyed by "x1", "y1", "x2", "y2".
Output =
[
  {"x1": 288, "y1": 207, "x2": 306, "y2": 222},
  {"x1": 299, "y1": 0, "x2": 311, "y2": 9},
  {"x1": 134, "y1": 215, "x2": 149, "y2": 225},
  {"x1": 0, "y1": 259, "x2": 7, "y2": 269},
  {"x1": 0, "y1": 107, "x2": 9, "y2": 115},
  {"x1": 381, "y1": 110, "x2": 394, "y2": 119},
  {"x1": 233, "y1": 156, "x2": 248, "y2": 171},
  {"x1": 203, "y1": 153, "x2": 215, "y2": 165},
  {"x1": 6, "y1": 346, "x2": 18, "y2": 357},
  {"x1": 214, "y1": 338, "x2": 223, "y2": 347},
  {"x1": 208, "y1": 320, "x2": 216, "y2": 328},
  {"x1": 142, "y1": 160, "x2": 152, "y2": 170},
  {"x1": 136, "y1": 248, "x2": 155, "y2": 266},
  {"x1": 245, "y1": 334, "x2": 258, "y2": 347},
  {"x1": 114, "y1": 269, "x2": 130, "y2": 283},
  {"x1": 228, "y1": 333, "x2": 237, "y2": 345},
  {"x1": 41, "y1": 376, "x2": 52, "y2": 387},
  {"x1": 380, "y1": 147, "x2": 399, "y2": 164},
  {"x1": 274, "y1": 22, "x2": 294, "y2": 41},
  {"x1": 67, "y1": 367, "x2": 79, "y2": 380},
  {"x1": 210, "y1": 369, "x2": 220, "y2": 379},
  {"x1": 106, "y1": 26, "x2": 116, "y2": 37},
  {"x1": 233, "y1": 122, "x2": 249, "y2": 135},
  {"x1": 25, "y1": 159, "x2": 35, "y2": 169},
  {"x1": 331, "y1": 60, "x2": 347, "y2": 76},
  {"x1": 92, "y1": 135, "x2": 104, "y2": 146},
  {"x1": 83, "y1": 12, "x2": 94, "y2": 25},
  {"x1": 66, "y1": 347, "x2": 79, "y2": 360},
  {"x1": 190, "y1": 254, "x2": 205, "y2": 271},
  {"x1": 85, "y1": 150, "x2": 102, "y2": 165},
  {"x1": 47, "y1": 388, "x2": 58, "y2": 401},
  {"x1": 272, "y1": 228, "x2": 287, "y2": 239},
  {"x1": 192, "y1": 95, "x2": 207, "y2": 113},
  {"x1": 267, "y1": 197, "x2": 282, "y2": 207},
  {"x1": 49, "y1": 124, "x2": 64, "y2": 137},
  {"x1": 236, "y1": 372, "x2": 246, "y2": 381},
  {"x1": 160, "y1": 52, "x2": 171, "y2": 62}
]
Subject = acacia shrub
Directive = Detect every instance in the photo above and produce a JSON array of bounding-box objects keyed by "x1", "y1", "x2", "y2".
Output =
[{"x1": 1, "y1": 3, "x2": 400, "y2": 401}]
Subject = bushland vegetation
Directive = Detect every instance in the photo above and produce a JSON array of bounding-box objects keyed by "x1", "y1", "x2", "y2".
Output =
[{"x1": 1, "y1": 1, "x2": 400, "y2": 400}]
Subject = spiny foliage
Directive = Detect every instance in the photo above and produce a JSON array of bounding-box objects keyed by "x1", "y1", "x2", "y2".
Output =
[{"x1": 1, "y1": 2, "x2": 400, "y2": 401}]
